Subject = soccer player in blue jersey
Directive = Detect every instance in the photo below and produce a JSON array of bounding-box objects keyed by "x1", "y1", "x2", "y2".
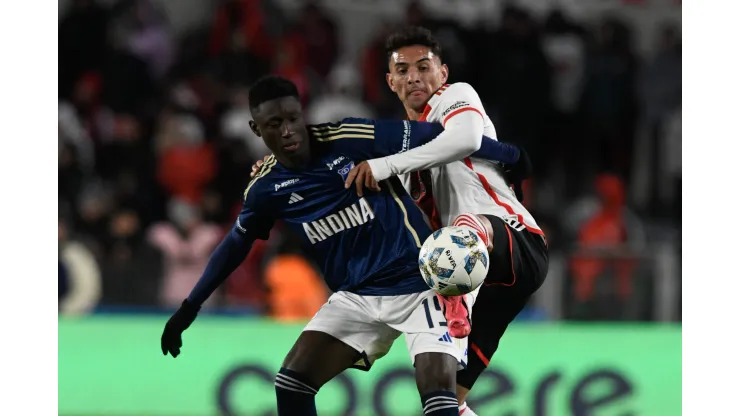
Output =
[{"x1": 160, "y1": 76, "x2": 520, "y2": 416}]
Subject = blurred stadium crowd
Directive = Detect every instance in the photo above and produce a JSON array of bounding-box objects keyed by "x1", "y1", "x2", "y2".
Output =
[{"x1": 58, "y1": 0, "x2": 681, "y2": 321}]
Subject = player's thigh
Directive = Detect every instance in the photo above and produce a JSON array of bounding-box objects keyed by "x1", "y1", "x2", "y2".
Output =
[
  {"x1": 281, "y1": 330, "x2": 363, "y2": 389},
  {"x1": 481, "y1": 214, "x2": 549, "y2": 291},
  {"x1": 300, "y1": 291, "x2": 401, "y2": 373},
  {"x1": 468, "y1": 284, "x2": 531, "y2": 358},
  {"x1": 456, "y1": 285, "x2": 531, "y2": 391},
  {"x1": 382, "y1": 291, "x2": 469, "y2": 368}
]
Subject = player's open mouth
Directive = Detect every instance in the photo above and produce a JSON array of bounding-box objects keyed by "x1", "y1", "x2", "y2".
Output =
[{"x1": 283, "y1": 142, "x2": 301, "y2": 152}]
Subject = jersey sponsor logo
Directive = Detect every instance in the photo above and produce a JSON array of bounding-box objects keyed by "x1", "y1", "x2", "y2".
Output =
[
  {"x1": 438, "y1": 332, "x2": 453, "y2": 343},
  {"x1": 337, "y1": 161, "x2": 355, "y2": 181},
  {"x1": 302, "y1": 197, "x2": 375, "y2": 244},
  {"x1": 441, "y1": 101, "x2": 471, "y2": 117},
  {"x1": 288, "y1": 193, "x2": 304, "y2": 204},
  {"x1": 274, "y1": 178, "x2": 300, "y2": 192},
  {"x1": 400, "y1": 120, "x2": 411, "y2": 153},
  {"x1": 326, "y1": 155, "x2": 347, "y2": 170}
]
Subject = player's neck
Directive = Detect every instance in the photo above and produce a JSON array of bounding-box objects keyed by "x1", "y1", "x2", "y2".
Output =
[
  {"x1": 275, "y1": 152, "x2": 312, "y2": 170},
  {"x1": 405, "y1": 107, "x2": 423, "y2": 121}
]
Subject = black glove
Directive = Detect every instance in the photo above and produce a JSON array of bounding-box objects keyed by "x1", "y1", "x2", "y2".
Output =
[
  {"x1": 161, "y1": 299, "x2": 200, "y2": 358},
  {"x1": 503, "y1": 148, "x2": 533, "y2": 202}
]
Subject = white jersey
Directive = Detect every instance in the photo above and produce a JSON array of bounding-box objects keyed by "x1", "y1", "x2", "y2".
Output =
[{"x1": 400, "y1": 82, "x2": 543, "y2": 235}]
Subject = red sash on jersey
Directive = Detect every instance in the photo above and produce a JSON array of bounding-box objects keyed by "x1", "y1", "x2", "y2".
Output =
[
  {"x1": 410, "y1": 101, "x2": 442, "y2": 230},
  {"x1": 410, "y1": 170, "x2": 442, "y2": 230}
]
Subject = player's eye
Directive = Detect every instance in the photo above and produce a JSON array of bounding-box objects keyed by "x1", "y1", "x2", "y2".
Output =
[
  {"x1": 398, "y1": 68, "x2": 407, "y2": 75},
  {"x1": 419, "y1": 66, "x2": 429, "y2": 72},
  {"x1": 267, "y1": 122, "x2": 281, "y2": 129}
]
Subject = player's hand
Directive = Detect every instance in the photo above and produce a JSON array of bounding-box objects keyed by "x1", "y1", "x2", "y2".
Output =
[
  {"x1": 344, "y1": 161, "x2": 382, "y2": 197},
  {"x1": 503, "y1": 148, "x2": 533, "y2": 202},
  {"x1": 161, "y1": 299, "x2": 200, "y2": 358},
  {"x1": 250, "y1": 155, "x2": 271, "y2": 178}
]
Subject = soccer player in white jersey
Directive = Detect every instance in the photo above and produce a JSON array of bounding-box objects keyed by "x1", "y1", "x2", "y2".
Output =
[{"x1": 344, "y1": 27, "x2": 550, "y2": 416}]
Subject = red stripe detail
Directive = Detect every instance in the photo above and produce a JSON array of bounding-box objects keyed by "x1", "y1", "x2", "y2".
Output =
[
  {"x1": 411, "y1": 102, "x2": 439, "y2": 230},
  {"x1": 459, "y1": 405, "x2": 467, "y2": 415},
  {"x1": 470, "y1": 342, "x2": 490, "y2": 367},
  {"x1": 434, "y1": 84, "x2": 450, "y2": 95},
  {"x1": 418, "y1": 104, "x2": 433, "y2": 122},
  {"x1": 452, "y1": 213, "x2": 479, "y2": 227},
  {"x1": 442, "y1": 107, "x2": 483, "y2": 126},
  {"x1": 453, "y1": 217, "x2": 482, "y2": 233},
  {"x1": 462, "y1": 157, "x2": 544, "y2": 236},
  {"x1": 485, "y1": 224, "x2": 516, "y2": 287},
  {"x1": 455, "y1": 218, "x2": 484, "y2": 237},
  {"x1": 452, "y1": 214, "x2": 489, "y2": 247},
  {"x1": 411, "y1": 169, "x2": 441, "y2": 230}
]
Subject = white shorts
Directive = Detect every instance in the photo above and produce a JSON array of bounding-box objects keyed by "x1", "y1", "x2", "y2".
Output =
[{"x1": 303, "y1": 289, "x2": 478, "y2": 371}]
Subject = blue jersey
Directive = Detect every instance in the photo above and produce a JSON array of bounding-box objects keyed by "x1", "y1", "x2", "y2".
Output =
[{"x1": 238, "y1": 119, "x2": 440, "y2": 295}]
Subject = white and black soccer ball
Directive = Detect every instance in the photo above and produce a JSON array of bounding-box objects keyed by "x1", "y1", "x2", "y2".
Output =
[{"x1": 418, "y1": 226, "x2": 489, "y2": 296}]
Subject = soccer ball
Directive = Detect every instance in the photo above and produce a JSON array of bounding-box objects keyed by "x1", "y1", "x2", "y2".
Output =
[{"x1": 418, "y1": 226, "x2": 489, "y2": 296}]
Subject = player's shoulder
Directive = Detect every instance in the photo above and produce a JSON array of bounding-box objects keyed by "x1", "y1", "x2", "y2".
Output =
[
  {"x1": 309, "y1": 118, "x2": 376, "y2": 139},
  {"x1": 243, "y1": 154, "x2": 279, "y2": 206},
  {"x1": 434, "y1": 82, "x2": 482, "y2": 103},
  {"x1": 309, "y1": 117, "x2": 376, "y2": 157},
  {"x1": 426, "y1": 82, "x2": 485, "y2": 123}
]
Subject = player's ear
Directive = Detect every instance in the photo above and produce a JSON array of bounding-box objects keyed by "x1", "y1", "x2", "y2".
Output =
[
  {"x1": 249, "y1": 120, "x2": 261, "y2": 137},
  {"x1": 386, "y1": 73, "x2": 396, "y2": 92},
  {"x1": 440, "y1": 64, "x2": 449, "y2": 84}
]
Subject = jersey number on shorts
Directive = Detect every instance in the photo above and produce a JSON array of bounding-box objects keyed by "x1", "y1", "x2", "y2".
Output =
[{"x1": 422, "y1": 297, "x2": 447, "y2": 328}]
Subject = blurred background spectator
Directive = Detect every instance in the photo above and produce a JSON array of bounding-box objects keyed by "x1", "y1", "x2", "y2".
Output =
[
  {"x1": 149, "y1": 200, "x2": 223, "y2": 307},
  {"x1": 307, "y1": 62, "x2": 375, "y2": 123},
  {"x1": 59, "y1": 216, "x2": 102, "y2": 316},
  {"x1": 263, "y1": 230, "x2": 328, "y2": 321},
  {"x1": 58, "y1": 0, "x2": 681, "y2": 322}
]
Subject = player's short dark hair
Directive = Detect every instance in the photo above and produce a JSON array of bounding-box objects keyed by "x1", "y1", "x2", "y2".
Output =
[
  {"x1": 248, "y1": 75, "x2": 300, "y2": 111},
  {"x1": 384, "y1": 26, "x2": 442, "y2": 62}
]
